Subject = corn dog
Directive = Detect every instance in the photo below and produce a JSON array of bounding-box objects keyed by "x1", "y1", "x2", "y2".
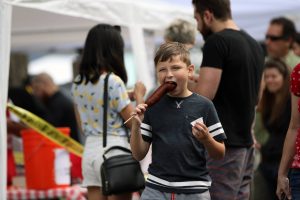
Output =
[{"x1": 145, "y1": 81, "x2": 177, "y2": 107}]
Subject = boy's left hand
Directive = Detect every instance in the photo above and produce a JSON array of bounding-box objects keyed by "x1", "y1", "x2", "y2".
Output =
[{"x1": 192, "y1": 122, "x2": 210, "y2": 142}]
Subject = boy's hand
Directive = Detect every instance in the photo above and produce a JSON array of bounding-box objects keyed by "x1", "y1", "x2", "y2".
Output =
[
  {"x1": 132, "y1": 104, "x2": 148, "y2": 125},
  {"x1": 192, "y1": 122, "x2": 211, "y2": 143}
]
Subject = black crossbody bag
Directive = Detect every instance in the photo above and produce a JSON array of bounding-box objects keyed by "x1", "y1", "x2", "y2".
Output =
[{"x1": 100, "y1": 73, "x2": 145, "y2": 195}]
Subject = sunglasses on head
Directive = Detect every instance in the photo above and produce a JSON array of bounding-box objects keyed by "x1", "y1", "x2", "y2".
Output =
[{"x1": 265, "y1": 34, "x2": 288, "y2": 41}]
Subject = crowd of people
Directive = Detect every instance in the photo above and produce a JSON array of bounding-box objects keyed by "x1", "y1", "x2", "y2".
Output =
[{"x1": 6, "y1": 0, "x2": 300, "y2": 199}]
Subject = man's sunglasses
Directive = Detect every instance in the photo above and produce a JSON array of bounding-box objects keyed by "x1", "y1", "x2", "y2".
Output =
[{"x1": 265, "y1": 34, "x2": 288, "y2": 41}]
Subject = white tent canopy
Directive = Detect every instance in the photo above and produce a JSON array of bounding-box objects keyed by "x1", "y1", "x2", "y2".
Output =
[
  {"x1": 8, "y1": 0, "x2": 300, "y2": 51},
  {"x1": 1, "y1": 0, "x2": 300, "y2": 198}
]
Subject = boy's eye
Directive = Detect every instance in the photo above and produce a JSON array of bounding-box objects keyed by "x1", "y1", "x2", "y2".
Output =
[
  {"x1": 158, "y1": 68, "x2": 166, "y2": 72},
  {"x1": 172, "y1": 66, "x2": 181, "y2": 70}
]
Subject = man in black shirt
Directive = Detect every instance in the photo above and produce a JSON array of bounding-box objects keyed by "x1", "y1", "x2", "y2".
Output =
[
  {"x1": 191, "y1": 0, "x2": 264, "y2": 199},
  {"x1": 31, "y1": 73, "x2": 80, "y2": 143}
]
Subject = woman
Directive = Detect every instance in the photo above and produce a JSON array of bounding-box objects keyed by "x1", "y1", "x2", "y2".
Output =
[
  {"x1": 257, "y1": 59, "x2": 291, "y2": 199},
  {"x1": 71, "y1": 24, "x2": 144, "y2": 200},
  {"x1": 277, "y1": 63, "x2": 300, "y2": 200}
]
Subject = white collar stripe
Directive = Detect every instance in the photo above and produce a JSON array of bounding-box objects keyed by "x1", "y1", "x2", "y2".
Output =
[
  {"x1": 141, "y1": 123, "x2": 152, "y2": 131},
  {"x1": 141, "y1": 129, "x2": 152, "y2": 137},
  {"x1": 208, "y1": 122, "x2": 222, "y2": 132},
  {"x1": 210, "y1": 128, "x2": 224, "y2": 137},
  {"x1": 147, "y1": 174, "x2": 211, "y2": 187}
]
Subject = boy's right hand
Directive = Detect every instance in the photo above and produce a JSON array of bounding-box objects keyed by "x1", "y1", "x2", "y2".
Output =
[{"x1": 132, "y1": 104, "x2": 148, "y2": 125}]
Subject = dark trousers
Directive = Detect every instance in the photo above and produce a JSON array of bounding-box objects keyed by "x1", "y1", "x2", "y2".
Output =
[
  {"x1": 207, "y1": 147, "x2": 255, "y2": 200},
  {"x1": 291, "y1": 169, "x2": 300, "y2": 200}
]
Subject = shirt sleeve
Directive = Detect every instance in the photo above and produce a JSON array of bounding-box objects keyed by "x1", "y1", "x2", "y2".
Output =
[
  {"x1": 109, "y1": 74, "x2": 131, "y2": 112},
  {"x1": 205, "y1": 101, "x2": 227, "y2": 142},
  {"x1": 141, "y1": 111, "x2": 152, "y2": 143},
  {"x1": 201, "y1": 34, "x2": 228, "y2": 69},
  {"x1": 291, "y1": 64, "x2": 300, "y2": 97}
]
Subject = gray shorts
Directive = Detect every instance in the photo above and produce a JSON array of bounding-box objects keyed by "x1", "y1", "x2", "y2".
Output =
[{"x1": 141, "y1": 186, "x2": 211, "y2": 200}]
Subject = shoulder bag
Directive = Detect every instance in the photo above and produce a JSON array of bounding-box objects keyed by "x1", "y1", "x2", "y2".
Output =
[{"x1": 100, "y1": 72, "x2": 145, "y2": 195}]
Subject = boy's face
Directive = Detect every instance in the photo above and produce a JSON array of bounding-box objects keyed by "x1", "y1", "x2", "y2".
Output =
[{"x1": 156, "y1": 55, "x2": 194, "y2": 97}]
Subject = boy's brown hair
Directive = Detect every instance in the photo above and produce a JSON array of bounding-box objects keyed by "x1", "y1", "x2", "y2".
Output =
[{"x1": 154, "y1": 42, "x2": 191, "y2": 67}]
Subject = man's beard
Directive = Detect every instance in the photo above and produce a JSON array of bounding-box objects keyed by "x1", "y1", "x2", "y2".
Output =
[{"x1": 201, "y1": 20, "x2": 213, "y2": 41}]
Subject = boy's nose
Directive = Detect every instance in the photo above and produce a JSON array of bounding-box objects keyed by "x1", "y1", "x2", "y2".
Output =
[{"x1": 166, "y1": 70, "x2": 173, "y2": 77}]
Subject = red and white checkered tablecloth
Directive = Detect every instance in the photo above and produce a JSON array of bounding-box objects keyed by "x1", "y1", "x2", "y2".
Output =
[{"x1": 7, "y1": 185, "x2": 87, "y2": 200}]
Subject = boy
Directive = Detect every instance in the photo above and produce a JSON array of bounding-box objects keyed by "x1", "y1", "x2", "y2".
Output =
[{"x1": 130, "y1": 42, "x2": 226, "y2": 200}]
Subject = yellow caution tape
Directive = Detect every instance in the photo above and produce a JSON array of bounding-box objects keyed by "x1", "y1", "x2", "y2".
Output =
[
  {"x1": 13, "y1": 151, "x2": 24, "y2": 165},
  {"x1": 7, "y1": 103, "x2": 83, "y2": 157}
]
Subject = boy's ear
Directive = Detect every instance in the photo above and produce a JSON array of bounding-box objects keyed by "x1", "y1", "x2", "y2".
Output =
[{"x1": 188, "y1": 64, "x2": 195, "y2": 76}]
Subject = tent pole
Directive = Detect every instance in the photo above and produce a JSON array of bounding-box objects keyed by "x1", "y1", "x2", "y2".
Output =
[
  {"x1": 0, "y1": 1, "x2": 12, "y2": 199},
  {"x1": 129, "y1": 25, "x2": 155, "y2": 91}
]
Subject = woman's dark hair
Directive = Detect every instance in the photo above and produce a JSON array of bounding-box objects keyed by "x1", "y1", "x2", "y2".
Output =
[
  {"x1": 74, "y1": 24, "x2": 127, "y2": 84},
  {"x1": 258, "y1": 59, "x2": 291, "y2": 124}
]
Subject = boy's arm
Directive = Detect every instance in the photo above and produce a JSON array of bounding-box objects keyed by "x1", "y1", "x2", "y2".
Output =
[
  {"x1": 130, "y1": 104, "x2": 150, "y2": 161},
  {"x1": 192, "y1": 122, "x2": 225, "y2": 159},
  {"x1": 201, "y1": 137, "x2": 225, "y2": 160}
]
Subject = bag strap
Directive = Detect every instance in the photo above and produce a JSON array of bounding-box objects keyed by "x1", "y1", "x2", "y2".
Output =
[
  {"x1": 102, "y1": 145, "x2": 132, "y2": 159},
  {"x1": 103, "y1": 72, "x2": 111, "y2": 148}
]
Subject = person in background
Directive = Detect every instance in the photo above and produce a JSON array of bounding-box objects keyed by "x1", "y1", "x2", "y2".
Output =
[
  {"x1": 256, "y1": 59, "x2": 291, "y2": 199},
  {"x1": 131, "y1": 42, "x2": 226, "y2": 200},
  {"x1": 292, "y1": 32, "x2": 300, "y2": 57},
  {"x1": 31, "y1": 72, "x2": 84, "y2": 184},
  {"x1": 31, "y1": 72, "x2": 80, "y2": 143},
  {"x1": 164, "y1": 19, "x2": 196, "y2": 50},
  {"x1": 164, "y1": 18, "x2": 200, "y2": 92},
  {"x1": 71, "y1": 24, "x2": 144, "y2": 200},
  {"x1": 191, "y1": 0, "x2": 264, "y2": 199},
  {"x1": 276, "y1": 63, "x2": 300, "y2": 200},
  {"x1": 265, "y1": 17, "x2": 300, "y2": 69},
  {"x1": 9, "y1": 76, "x2": 47, "y2": 118}
]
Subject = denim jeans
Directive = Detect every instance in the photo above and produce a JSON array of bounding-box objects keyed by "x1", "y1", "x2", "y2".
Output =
[{"x1": 290, "y1": 169, "x2": 300, "y2": 200}]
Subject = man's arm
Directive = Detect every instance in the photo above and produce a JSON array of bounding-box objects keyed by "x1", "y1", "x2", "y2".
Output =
[{"x1": 194, "y1": 67, "x2": 222, "y2": 100}]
